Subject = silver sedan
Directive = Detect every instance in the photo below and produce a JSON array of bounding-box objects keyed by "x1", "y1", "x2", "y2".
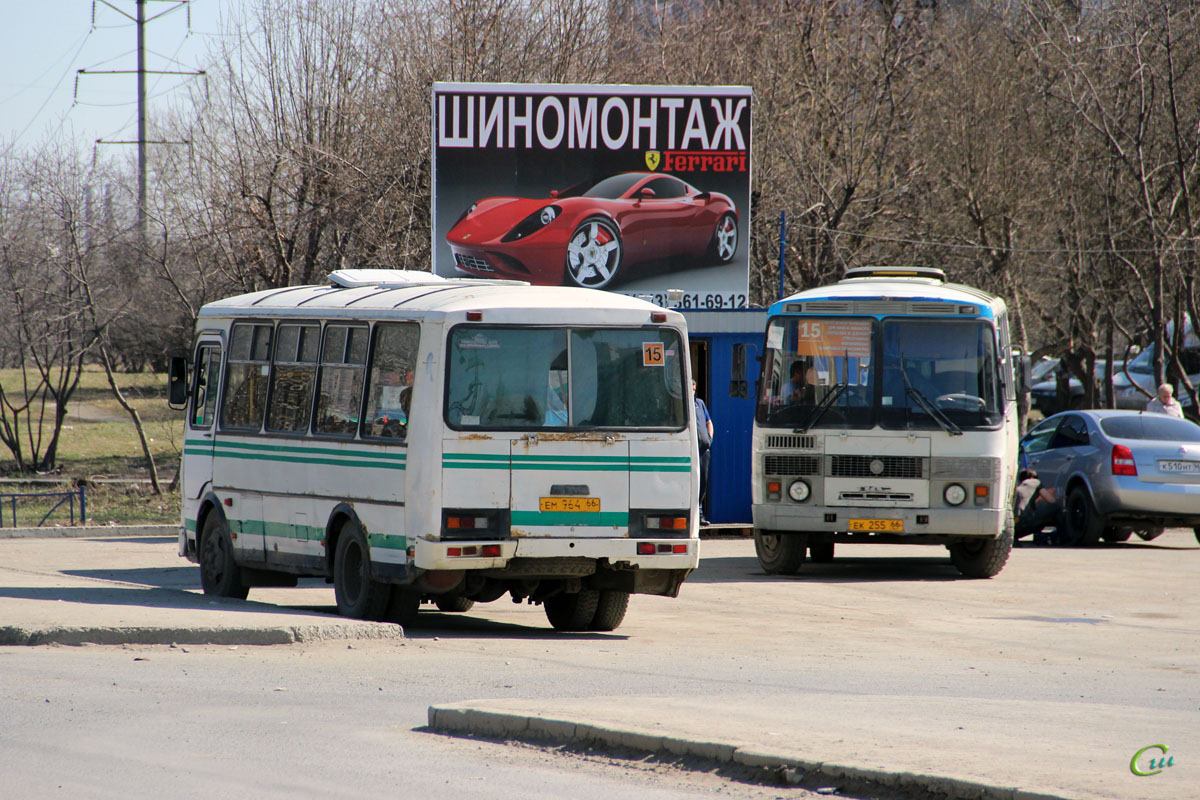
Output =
[{"x1": 1019, "y1": 410, "x2": 1200, "y2": 544}]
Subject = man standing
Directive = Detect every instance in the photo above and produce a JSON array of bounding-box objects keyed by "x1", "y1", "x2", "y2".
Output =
[
  {"x1": 1146, "y1": 383, "x2": 1184, "y2": 418},
  {"x1": 693, "y1": 380, "x2": 714, "y2": 525}
]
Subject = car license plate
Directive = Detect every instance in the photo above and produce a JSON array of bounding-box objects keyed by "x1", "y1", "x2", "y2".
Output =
[
  {"x1": 849, "y1": 518, "x2": 904, "y2": 533},
  {"x1": 1158, "y1": 460, "x2": 1200, "y2": 474},
  {"x1": 539, "y1": 496, "x2": 600, "y2": 513}
]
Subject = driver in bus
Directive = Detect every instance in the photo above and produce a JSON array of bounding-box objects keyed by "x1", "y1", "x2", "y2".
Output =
[{"x1": 782, "y1": 360, "x2": 817, "y2": 404}]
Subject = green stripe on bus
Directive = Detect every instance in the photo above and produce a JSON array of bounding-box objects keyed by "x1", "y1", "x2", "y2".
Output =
[
  {"x1": 211, "y1": 450, "x2": 405, "y2": 470},
  {"x1": 510, "y1": 511, "x2": 629, "y2": 527},
  {"x1": 368, "y1": 533, "x2": 407, "y2": 551},
  {"x1": 184, "y1": 518, "x2": 197, "y2": 532},
  {"x1": 213, "y1": 439, "x2": 404, "y2": 462}
]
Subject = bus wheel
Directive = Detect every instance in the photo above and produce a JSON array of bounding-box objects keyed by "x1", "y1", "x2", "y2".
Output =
[
  {"x1": 948, "y1": 526, "x2": 1013, "y2": 578},
  {"x1": 544, "y1": 589, "x2": 600, "y2": 632},
  {"x1": 333, "y1": 521, "x2": 390, "y2": 621},
  {"x1": 588, "y1": 591, "x2": 630, "y2": 632},
  {"x1": 754, "y1": 529, "x2": 805, "y2": 575},
  {"x1": 387, "y1": 587, "x2": 421, "y2": 626},
  {"x1": 199, "y1": 514, "x2": 249, "y2": 599},
  {"x1": 808, "y1": 542, "x2": 835, "y2": 563},
  {"x1": 434, "y1": 595, "x2": 475, "y2": 613}
]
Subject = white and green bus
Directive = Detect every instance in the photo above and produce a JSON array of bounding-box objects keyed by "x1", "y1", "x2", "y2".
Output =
[
  {"x1": 169, "y1": 270, "x2": 698, "y2": 631},
  {"x1": 743, "y1": 267, "x2": 1023, "y2": 578}
]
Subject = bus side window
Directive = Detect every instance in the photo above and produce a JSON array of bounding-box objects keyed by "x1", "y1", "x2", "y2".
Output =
[
  {"x1": 191, "y1": 345, "x2": 221, "y2": 429},
  {"x1": 362, "y1": 322, "x2": 420, "y2": 440},
  {"x1": 221, "y1": 323, "x2": 272, "y2": 431},
  {"x1": 315, "y1": 324, "x2": 368, "y2": 437},
  {"x1": 266, "y1": 323, "x2": 320, "y2": 434}
]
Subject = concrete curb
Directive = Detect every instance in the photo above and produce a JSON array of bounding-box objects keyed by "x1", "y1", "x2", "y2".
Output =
[
  {"x1": 0, "y1": 524, "x2": 176, "y2": 540},
  {"x1": 426, "y1": 705, "x2": 1067, "y2": 800},
  {"x1": 0, "y1": 622, "x2": 405, "y2": 647}
]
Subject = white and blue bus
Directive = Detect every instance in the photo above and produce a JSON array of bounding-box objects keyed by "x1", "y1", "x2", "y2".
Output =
[
  {"x1": 743, "y1": 267, "x2": 1021, "y2": 577},
  {"x1": 169, "y1": 270, "x2": 699, "y2": 630}
]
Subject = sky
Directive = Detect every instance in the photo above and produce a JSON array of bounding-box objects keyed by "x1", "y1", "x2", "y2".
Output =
[{"x1": 1, "y1": 0, "x2": 246, "y2": 156}]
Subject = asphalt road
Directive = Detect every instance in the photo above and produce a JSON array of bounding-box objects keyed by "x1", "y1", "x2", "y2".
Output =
[{"x1": 1, "y1": 530, "x2": 1197, "y2": 799}]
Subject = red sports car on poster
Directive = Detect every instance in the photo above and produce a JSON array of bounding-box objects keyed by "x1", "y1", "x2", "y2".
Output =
[{"x1": 445, "y1": 172, "x2": 738, "y2": 289}]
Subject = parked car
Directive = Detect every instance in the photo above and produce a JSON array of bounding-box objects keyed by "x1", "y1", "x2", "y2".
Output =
[
  {"x1": 1019, "y1": 410, "x2": 1200, "y2": 545},
  {"x1": 1113, "y1": 343, "x2": 1200, "y2": 412},
  {"x1": 1030, "y1": 360, "x2": 1123, "y2": 417}
]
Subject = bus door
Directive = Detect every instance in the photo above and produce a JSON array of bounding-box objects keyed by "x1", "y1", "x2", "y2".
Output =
[
  {"x1": 510, "y1": 436, "x2": 630, "y2": 537},
  {"x1": 183, "y1": 336, "x2": 222, "y2": 527}
]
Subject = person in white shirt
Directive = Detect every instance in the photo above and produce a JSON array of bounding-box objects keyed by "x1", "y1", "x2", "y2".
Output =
[{"x1": 1145, "y1": 383, "x2": 1184, "y2": 418}]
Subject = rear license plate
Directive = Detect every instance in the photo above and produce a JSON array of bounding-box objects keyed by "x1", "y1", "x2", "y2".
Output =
[
  {"x1": 1158, "y1": 460, "x2": 1200, "y2": 474},
  {"x1": 849, "y1": 518, "x2": 904, "y2": 533},
  {"x1": 539, "y1": 496, "x2": 600, "y2": 513}
]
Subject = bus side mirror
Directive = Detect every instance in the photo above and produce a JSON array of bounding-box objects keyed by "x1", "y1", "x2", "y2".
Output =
[
  {"x1": 1010, "y1": 347, "x2": 1032, "y2": 394},
  {"x1": 168, "y1": 355, "x2": 189, "y2": 410},
  {"x1": 730, "y1": 343, "x2": 749, "y2": 398}
]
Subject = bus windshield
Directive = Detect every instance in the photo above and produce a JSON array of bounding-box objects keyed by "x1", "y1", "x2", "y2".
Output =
[
  {"x1": 446, "y1": 326, "x2": 686, "y2": 430},
  {"x1": 757, "y1": 316, "x2": 1001, "y2": 430}
]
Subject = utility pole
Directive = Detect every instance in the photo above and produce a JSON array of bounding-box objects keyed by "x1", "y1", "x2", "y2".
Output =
[{"x1": 77, "y1": 0, "x2": 203, "y2": 242}]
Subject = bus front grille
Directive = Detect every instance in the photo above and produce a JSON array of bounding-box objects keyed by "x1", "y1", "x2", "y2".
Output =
[
  {"x1": 829, "y1": 455, "x2": 925, "y2": 479},
  {"x1": 764, "y1": 455, "x2": 821, "y2": 475},
  {"x1": 765, "y1": 434, "x2": 816, "y2": 449}
]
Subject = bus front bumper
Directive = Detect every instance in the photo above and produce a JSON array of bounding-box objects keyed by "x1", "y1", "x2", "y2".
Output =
[{"x1": 752, "y1": 504, "x2": 1006, "y2": 539}]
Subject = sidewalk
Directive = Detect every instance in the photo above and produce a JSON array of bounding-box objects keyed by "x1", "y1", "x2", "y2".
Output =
[{"x1": 0, "y1": 530, "x2": 400, "y2": 646}]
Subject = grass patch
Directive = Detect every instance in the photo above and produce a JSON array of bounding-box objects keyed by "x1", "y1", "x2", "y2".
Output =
[{"x1": 1, "y1": 367, "x2": 184, "y2": 524}]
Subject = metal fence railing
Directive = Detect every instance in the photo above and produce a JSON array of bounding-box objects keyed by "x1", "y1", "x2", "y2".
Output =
[{"x1": 0, "y1": 485, "x2": 87, "y2": 528}]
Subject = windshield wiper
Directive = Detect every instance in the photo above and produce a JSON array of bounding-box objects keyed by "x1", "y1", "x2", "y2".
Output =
[
  {"x1": 793, "y1": 381, "x2": 847, "y2": 434},
  {"x1": 899, "y1": 361, "x2": 962, "y2": 436}
]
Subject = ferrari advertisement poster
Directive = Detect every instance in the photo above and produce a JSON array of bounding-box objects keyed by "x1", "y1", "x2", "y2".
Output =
[{"x1": 432, "y1": 82, "x2": 752, "y2": 309}]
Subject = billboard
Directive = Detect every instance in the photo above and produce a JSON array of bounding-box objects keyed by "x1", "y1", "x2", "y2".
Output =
[{"x1": 432, "y1": 82, "x2": 752, "y2": 309}]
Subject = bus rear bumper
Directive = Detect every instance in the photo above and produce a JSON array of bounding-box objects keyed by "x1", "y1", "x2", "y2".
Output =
[
  {"x1": 752, "y1": 504, "x2": 1006, "y2": 539},
  {"x1": 412, "y1": 536, "x2": 699, "y2": 572}
]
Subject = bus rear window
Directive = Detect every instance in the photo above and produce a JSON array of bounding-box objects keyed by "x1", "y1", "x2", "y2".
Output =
[{"x1": 446, "y1": 326, "x2": 685, "y2": 430}]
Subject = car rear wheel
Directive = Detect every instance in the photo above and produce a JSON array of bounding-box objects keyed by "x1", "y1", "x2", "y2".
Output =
[
  {"x1": 709, "y1": 213, "x2": 738, "y2": 263},
  {"x1": 1101, "y1": 527, "x2": 1132, "y2": 543},
  {"x1": 434, "y1": 594, "x2": 475, "y2": 613},
  {"x1": 1064, "y1": 486, "x2": 1104, "y2": 546},
  {"x1": 565, "y1": 217, "x2": 622, "y2": 289},
  {"x1": 754, "y1": 529, "x2": 806, "y2": 574}
]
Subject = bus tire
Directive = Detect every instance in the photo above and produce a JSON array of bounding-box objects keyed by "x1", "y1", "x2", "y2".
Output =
[
  {"x1": 588, "y1": 590, "x2": 630, "y2": 632},
  {"x1": 808, "y1": 542, "x2": 835, "y2": 563},
  {"x1": 387, "y1": 587, "x2": 422, "y2": 626},
  {"x1": 199, "y1": 514, "x2": 249, "y2": 599},
  {"x1": 544, "y1": 589, "x2": 600, "y2": 632},
  {"x1": 948, "y1": 526, "x2": 1013, "y2": 578},
  {"x1": 1065, "y1": 486, "x2": 1104, "y2": 546},
  {"x1": 333, "y1": 521, "x2": 390, "y2": 621},
  {"x1": 434, "y1": 595, "x2": 475, "y2": 613},
  {"x1": 754, "y1": 529, "x2": 805, "y2": 575}
]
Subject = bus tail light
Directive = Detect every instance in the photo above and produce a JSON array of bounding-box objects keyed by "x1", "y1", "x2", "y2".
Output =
[
  {"x1": 1112, "y1": 444, "x2": 1138, "y2": 476},
  {"x1": 442, "y1": 509, "x2": 509, "y2": 539},
  {"x1": 446, "y1": 544, "x2": 503, "y2": 558},
  {"x1": 645, "y1": 515, "x2": 688, "y2": 531},
  {"x1": 446, "y1": 516, "x2": 488, "y2": 530},
  {"x1": 637, "y1": 542, "x2": 689, "y2": 555}
]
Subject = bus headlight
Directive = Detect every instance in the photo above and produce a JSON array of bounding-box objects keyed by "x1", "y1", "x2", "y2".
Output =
[
  {"x1": 943, "y1": 484, "x2": 967, "y2": 506},
  {"x1": 788, "y1": 479, "x2": 811, "y2": 503}
]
